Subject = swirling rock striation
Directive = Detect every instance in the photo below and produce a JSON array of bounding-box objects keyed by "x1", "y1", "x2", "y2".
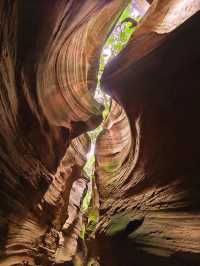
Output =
[
  {"x1": 97, "y1": 1, "x2": 200, "y2": 265},
  {"x1": 0, "y1": 1, "x2": 128, "y2": 265},
  {"x1": 1, "y1": 0, "x2": 200, "y2": 265}
]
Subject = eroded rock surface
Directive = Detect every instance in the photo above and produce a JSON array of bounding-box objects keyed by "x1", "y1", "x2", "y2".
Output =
[{"x1": 1, "y1": 1, "x2": 200, "y2": 265}]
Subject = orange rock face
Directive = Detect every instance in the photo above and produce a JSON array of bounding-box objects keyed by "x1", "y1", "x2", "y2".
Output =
[{"x1": 0, "y1": 1, "x2": 200, "y2": 265}]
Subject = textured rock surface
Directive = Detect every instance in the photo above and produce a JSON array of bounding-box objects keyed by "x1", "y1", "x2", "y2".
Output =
[
  {"x1": 97, "y1": 2, "x2": 200, "y2": 265},
  {"x1": 0, "y1": 1, "x2": 128, "y2": 265},
  {"x1": 1, "y1": 0, "x2": 200, "y2": 265}
]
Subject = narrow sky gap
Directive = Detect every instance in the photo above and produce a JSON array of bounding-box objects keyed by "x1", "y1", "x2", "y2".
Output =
[
  {"x1": 87, "y1": 2, "x2": 142, "y2": 163},
  {"x1": 82, "y1": 2, "x2": 143, "y2": 213}
]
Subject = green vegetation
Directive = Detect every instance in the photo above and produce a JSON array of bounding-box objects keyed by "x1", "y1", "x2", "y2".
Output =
[
  {"x1": 81, "y1": 2, "x2": 139, "y2": 240},
  {"x1": 103, "y1": 3, "x2": 137, "y2": 59}
]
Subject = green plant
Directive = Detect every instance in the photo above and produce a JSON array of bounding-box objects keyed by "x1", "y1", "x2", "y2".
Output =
[{"x1": 81, "y1": 1, "x2": 139, "y2": 239}]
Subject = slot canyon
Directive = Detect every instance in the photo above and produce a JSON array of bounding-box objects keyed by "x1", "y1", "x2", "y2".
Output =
[{"x1": 0, "y1": 1, "x2": 200, "y2": 265}]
